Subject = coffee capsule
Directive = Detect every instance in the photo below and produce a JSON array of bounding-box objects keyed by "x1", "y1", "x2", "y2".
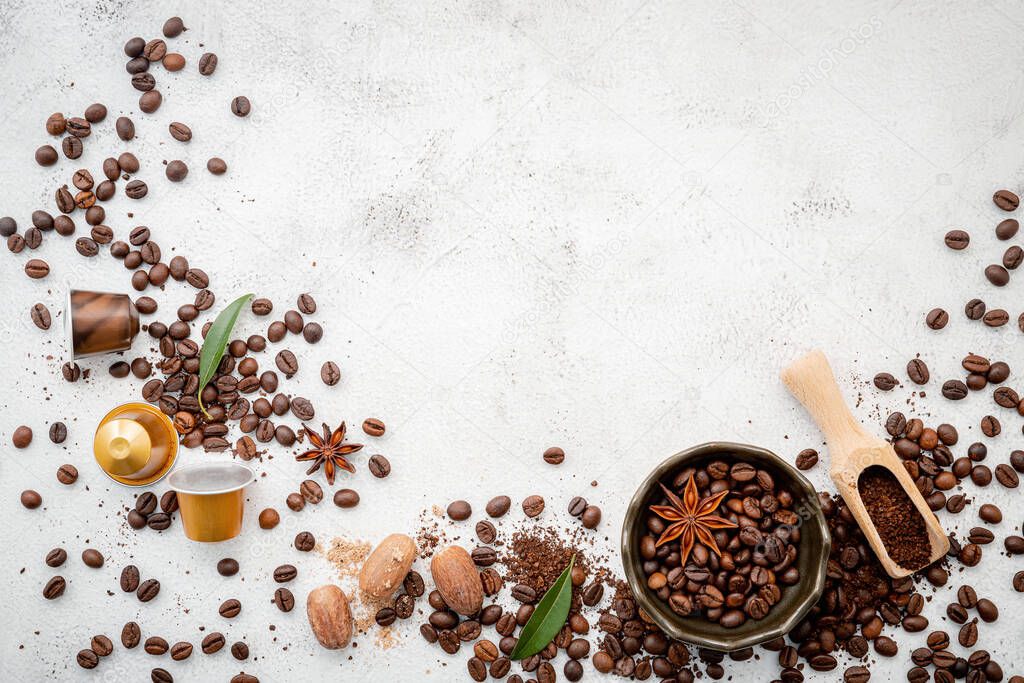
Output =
[
  {"x1": 66, "y1": 289, "x2": 140, "y2": 358},
  {"x1": 94, "y1": 402, "x2": 178, "y2": 486},
  {"x1": 168, "y1": 463, "x2": 255, "y2": 542}
]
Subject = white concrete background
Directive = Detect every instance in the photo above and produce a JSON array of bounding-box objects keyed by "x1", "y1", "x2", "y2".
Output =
[{"x1": 1, "y1": 0, "x2": 1023, "y2": 680}]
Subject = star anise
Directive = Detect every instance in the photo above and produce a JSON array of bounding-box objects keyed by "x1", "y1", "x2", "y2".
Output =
[
  {"x1": 649, "y1": 476, "x2": 737, "y2": 564},
  {"x1": 296, "y1": 421, "x2": 363, "y2": 485}
]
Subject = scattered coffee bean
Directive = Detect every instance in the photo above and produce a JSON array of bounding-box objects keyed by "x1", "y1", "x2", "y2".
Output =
[
  {"x1": 945, "y1": 229, "x2": 970, "y2": 250},
  {"x1": 993, "y1": 189, "x2": 1020, "y2": 211},
  {"x1": 231, "y1": 96, "x2": 251, "y2": 117},
  {"x1": 82, "y1": 548, "x2": 104, "y2": 568},
  {"x1": 522, "y1": 495, "x2": 545, "y2": 517}
]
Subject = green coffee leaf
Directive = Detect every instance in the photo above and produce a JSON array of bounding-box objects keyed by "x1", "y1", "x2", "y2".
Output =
[
  {"x1": 197, "y1": 293, "x2": 253, "y2": 417},
  {"x1": 509, "y1": 554, "x2": 575, "y2": 660}
]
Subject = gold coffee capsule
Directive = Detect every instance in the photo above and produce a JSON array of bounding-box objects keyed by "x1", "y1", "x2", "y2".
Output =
[
  {"x1": 168, "y1": 463, "x2": 255, "y2": 542},
  {"x1": 94, "y1": 402, "x2": 178, "y2": 486},
  {"x1": 66, "y1": 289, "x2": 140, "y2": 359}
]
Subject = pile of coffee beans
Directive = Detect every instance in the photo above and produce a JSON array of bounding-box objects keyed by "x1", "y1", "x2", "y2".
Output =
[
  {"x1": 140, "y1": 291, "x2": 328, "y2": 453},
  {"x1": 374, "y1": 570, "x2": 425, "y2": 627},
  {"x1": 638, "y1": 460, "x2": 801, "y2": 629},
  {"x1": 125, "y1": 489, "x2": 178, "y2": 532},
  {"x1": 420, "y1": 493, "x2": 609, "y2": 682},
  {"x1": 782, "y1": 492, "x2": 945, "y2": 679}
]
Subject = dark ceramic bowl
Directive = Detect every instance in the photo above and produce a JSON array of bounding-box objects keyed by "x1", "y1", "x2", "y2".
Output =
[{"x1": 621, "y1": 442, "x2": 831, "y2": 651}]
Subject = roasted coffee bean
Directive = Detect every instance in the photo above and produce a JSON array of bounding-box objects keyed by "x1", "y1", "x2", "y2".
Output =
[
  {"x1": 472, "y1": 546, "x2": 498, "y2": 566},
  {"x1": 231, "y1": 96, "x2": 252, "y2": 117},
  {"x1": 959, "y1": 619, "x2": 979, "y2": 647},
  {"x1": 980, "y1": 415, "x2": 1001, "y2": 437},
  {"x1": 965, "y1": 298, "x2": 986, "y2": 320},
  {"x1": 170, "y1": 641, "x2": 192, "y2": 660},
  {"x1": 25, "y1": 259, "x2": 50, "y2": 279},
  {"x1": 60, "y1": 135, "x2": 83, "y2": 158},
  {"x1": 942, "y1": 379, "x2": 968, "y2": 400},
  {"x1": 217, "y1": 558, "x2": 239, "y2": 576},
  {"x1": 126, "y1": 179, "x2": 148, "y2": 198},
  {"x1": 137, "y1": 578, "x2": 160, "y2": 602},
  {"x1": 294, "y1": 531, "x2": 315, "y2": 552},
  {"x1": 77, "y1": 649, "x2": 98, "y2": 669},
  {"x1": 986, "y1": 263, "x2": 1010, "y2": 286},
  {"x1": 258, "y1": 508, "x2": 280, "y2": 529},
  {"x1": 994, "y1": 386, "x2": 1019, "y2": 407},
  {"x1": 476, "y1": 520, "x2": 497, "y2": 544},
  {"x1": 359, "y1": 417, "x2": 386, "y2": 437},
  {"x1": 197, "y1": 51, "x2": 218, "y2": 75},
  {"x1": 368, "y1": 454, "x2": 391, "y2": 478},
  {"x1": 1004, "y1": 245, "x2": 1024, "y2": 270},
  {"x1": 976, "y1": 597, "x2": 998, "y2": 622},
  {"x1": 165, "y1": 160, "x2": 188, "y2": 182},
  {"x1": 46, "y1": 548, "x2": 67, "y2": 567},
  {"x1": 302, "y1": 321, "x2": 322, "y2": 343},
  {"x1": 522, "y1": 494, "x2": 545, "y2": 517},
  {"x1": 147, "y1": 512, "x2": 171, "y2": 530},
  {"x1": 873, "y1": 372, "x2": 897, "y2": 390},
  {"x1": 512, "y1": 584, "x2": 538, "y2": 603},
  {"x1": 65, "y1": 116, "x2": 91, "y2": 137},
  {"x1": 20, "y1": 489, "x2": 40, "y2": 509},
  {"x1": 906, "y1": 358, "x2": 929, "y2": 384},
  {"x1": 794, "y1": 448, "x2": 819, "y2": 471},
  {"x1": 978, "y1": 503, "x2": 1002, "y2": 523},
  {"x1": 168, "y1": 121, "x2": 192, "y2": 142},
  {"x1": 121, "y1": 564, "x2": 141, "y2": 592},
  {"x1": 200, "y1": 632, "x2": 225, "y2": 654},
  {"x1": 219, "y1": 598, "x2": 242, "y2": 618},
  {"x1": 273, "y1": 564, "x2": 297, "y2": 583},
  {"x1": 121, "y1": 621, "x2": 141, "y2": 649},
  {"x1": 375, "y1": 607, "x2": 397, "y2": 627},
  {"x1": 309, "y1": 360, "x2": 340, "y2": 389},
  {"x1": 984, "y1": 308, "x2": 1009, "y2": 326},
  {"x1": 62, "y1": 362, "x2": 82, "y2": 382},
  {"x1": 230, "y1": 642, "x2": 249, "y2": 660},
  {"x1": 995, "y1": 463, "x2": 1019, "y2": 487},
  {"x1": 283, "y1": 310, "x2": 304, "y2": 333},
  {"x1": 567, "y1": 495, "x2": 588, "y2": 516},
  {"x1": 43, "y1": 575, "x2": 66, "y2": 599},
  {"x1": 994, "y1": 189, "x2": 1020, "y2": 211},
  {"x1": 947, "y1": 602, "x2": 969, "y2": 623},
  {"x1": 82, "y1": 548, "x2": 104, "y2": 568},
  {"x1": 36, "y1": 144, "x2": 58, "y2": 165},
  {"x1": 145, "y1": 636, "x2": 170, "y2": 655},
  {"x1": 581, "y1": 505, "x2": 602, "y2": 529},
  {"x1": 274, "y1": 349, "x2": 298, "y2": 377},
  {"x1": 542, "y1": 446, "x2": 566, "y2": 464},
  {"x1": 485, "y1": 495, "x2": 511, "y2": 518},
  {"x1": 45, "y1": 112, "x2": 66, "y2": 135},
  {"x1": 299, "y1": 479, "x2": 323, "y2": 504},
  {"x1": 27, "y1": 302, "x2": 51, "y2": 331},
  {"x1": 447, "y1": 500, "x2": 472, "y2": 520}
]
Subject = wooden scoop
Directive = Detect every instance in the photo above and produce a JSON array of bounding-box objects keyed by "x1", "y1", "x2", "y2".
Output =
[{"x1": 781, "y1": 349, "x2": 949, "y2": 578}]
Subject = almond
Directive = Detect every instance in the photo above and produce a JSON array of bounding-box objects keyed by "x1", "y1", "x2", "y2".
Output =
[
  {"x1": 306, "y1": 585, "x2": 353, "y2": 649},
  {"x1": 430, "y1": 545, "x2": 483, "y2": 616},
  {"x1": 358, "y1": 533, "x2": 417, "y2": 598}
]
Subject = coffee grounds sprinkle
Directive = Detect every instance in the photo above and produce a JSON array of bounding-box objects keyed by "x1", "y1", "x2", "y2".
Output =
[{"x1": 857, "y1": 466, "x2": 931, "y2": 569}]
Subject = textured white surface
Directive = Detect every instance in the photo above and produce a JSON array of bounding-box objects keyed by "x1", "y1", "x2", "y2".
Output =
[{"x1": 2, "y1": 0, "x2": 1024, "y2": 680}]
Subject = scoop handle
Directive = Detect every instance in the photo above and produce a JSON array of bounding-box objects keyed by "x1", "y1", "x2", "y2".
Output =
[{"x1": 780, "y1": 350, "x2": 874, "y2": 457}]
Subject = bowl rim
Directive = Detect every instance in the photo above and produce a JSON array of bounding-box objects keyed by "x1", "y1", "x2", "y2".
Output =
[{"x1": 620, "y1": 441, "x2": 832, "y2": 651}]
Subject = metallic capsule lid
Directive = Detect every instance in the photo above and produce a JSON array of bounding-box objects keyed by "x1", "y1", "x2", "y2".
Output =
[{"x1": 94, "y1": 418, "x2": 152, "y2": 476}]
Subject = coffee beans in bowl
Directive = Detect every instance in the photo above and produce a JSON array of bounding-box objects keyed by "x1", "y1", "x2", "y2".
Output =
[{"x1": 622, "y1": 442, "x2": 829, "y2": 651}]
